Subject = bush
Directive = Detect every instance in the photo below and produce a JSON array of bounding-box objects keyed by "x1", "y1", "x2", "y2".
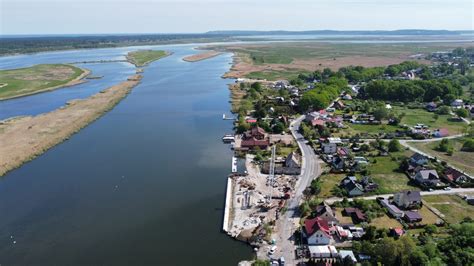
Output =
[
  {"x1": 388, "y1": 139, "x2": 402, "y2": 152},
  {"x1": 461, "y1": 139, "x2": 474, "y2": 152}
]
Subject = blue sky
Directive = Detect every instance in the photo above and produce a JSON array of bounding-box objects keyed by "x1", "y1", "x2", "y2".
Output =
[{"x1": 1, "y1": 0, "x2": 473, "y2": 34}]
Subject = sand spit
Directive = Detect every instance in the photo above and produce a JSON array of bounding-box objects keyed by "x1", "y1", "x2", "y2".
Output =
[
  {"x1": 0, "y1": 75, "x2": 143, "y2": 176},
  {"x1": 183, "y1": 51, "x2": 222, "y2": 62}
]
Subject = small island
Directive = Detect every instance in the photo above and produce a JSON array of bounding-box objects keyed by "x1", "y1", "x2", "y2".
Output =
[
  {"x1": 0, "y1": 64, "x2": 90, "y2": 100},
  {"x1": 126, "y1": 50, "x2": 171, "y2": 67},
  {"x1": 0, "y1": 74, "x2": 142, "y2": 176},
  {"x1": 183, "y1": 51, "x2": 222, "y2": 62}
]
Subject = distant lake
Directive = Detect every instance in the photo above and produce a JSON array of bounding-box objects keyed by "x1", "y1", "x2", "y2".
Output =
[{"x1": 0, "y1": 45, "x2": 252, "y2": 265}]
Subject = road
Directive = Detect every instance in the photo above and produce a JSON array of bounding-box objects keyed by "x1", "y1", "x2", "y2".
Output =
[
  {"x1": 272, "y1": 115, "x2": 321, "y2": 265},
  {"x1": 325, "y1": 187, "x2": 474, "y2": 204}
]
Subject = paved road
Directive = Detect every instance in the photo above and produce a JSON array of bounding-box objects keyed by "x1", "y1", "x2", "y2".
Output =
[
  {"x1": 272, "y1": 115, "x2": 321, "y2": 265},
  {"x1": 325, "y1": 187, "x2": 474, "y2": 204}
]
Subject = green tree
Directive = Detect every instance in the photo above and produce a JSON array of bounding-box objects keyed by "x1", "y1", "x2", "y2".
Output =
[
  {"x1": 436, "y1": 106, "x2": 451, "y2": 115},
  {"x1": 373, "y1": 106, "x2": 389, "y2": 121},
  {"x1": 388, "y1": 139, "x2": 402, "y2": 152},
  {"x1": 437, "y1": 139, "x2": 451, "y2": 152},
  {"x1": 455, "y1": 108, "x2": 469, "y2": 118}
]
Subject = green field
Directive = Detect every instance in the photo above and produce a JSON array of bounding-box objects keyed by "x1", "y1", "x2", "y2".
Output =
[
  {"x1": 226, "y1": 42, "x2": 456, "y2": 65},
  {"x1": 342, "y1": 106, "x2": 467, "y2": 137},
  {"x1": 424, "y1": 195, "x2": 474, "y2": 224},
  {"x1": 246, "y1": 69, "x2": 308, "y2": 81},
  {"x1": 126, "y1": 50, "x2": 169, "y2": 67},
  {"x1": 0, "y1": 64, "x2": 85, "y2": 100},
  {"x1": 368, "y1": 152, "x2": 420, "y2": 194},
  {"x1": 410, "y1": 138, "x2": 474, "y2": 175}
]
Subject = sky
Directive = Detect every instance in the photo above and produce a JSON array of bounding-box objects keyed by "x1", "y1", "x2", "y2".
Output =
[{"x1": 1, "y1": 0, "x2": 473, "y2": 35}]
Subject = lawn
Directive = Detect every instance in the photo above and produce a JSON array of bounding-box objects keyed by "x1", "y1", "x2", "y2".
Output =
[
  {"x1": 410, "y1": 138, "x2": 474, "y2": 176},
  {"x1": 342, "y1": 106, "x2": 467, "y2": 137},
  {"x1": 0, "y1": 64, "x2": 86, "y2": 100},
  {"x1": 370, "y1": 214, "x2": 402, "y2": 229},
  {"x1": 423, "y1": 195, "x2": 474, "y2": 224},
  {"x1": 393, "y1": 106, "x2": 466, "y2": 135},
  {"x1": 246, "y1": 69, "x2": 308, "y2": 81},
  {"x1": 368, "y1": 152, "x2": 420, "y2": 194},
  {"x1": 334, "y1": 208, "x2": 354, "y2": 224},
  {"x1": 126, "y1": 50, "x2": 169, "y2": 67},
  {"x1": 418, "y1": 205, "x2": 442, "y2": 225},
  {"x1": 318, "y1": 173, "x2": 345, "y2": 198}
]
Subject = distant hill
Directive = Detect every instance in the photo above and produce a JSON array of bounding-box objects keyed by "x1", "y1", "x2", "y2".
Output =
[{"x1": 205, "y1": 29, "x2": 465, "y2": 36}]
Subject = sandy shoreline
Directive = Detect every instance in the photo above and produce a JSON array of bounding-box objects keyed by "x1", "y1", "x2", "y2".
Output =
[
  {"x1": 0, "y1": 74, "x2": 142, "y2": 176},
  {"x1": 0, "y1": 66, "x2": 91, "y2": 101},
  {"x1": 183, "y1": 51, "x2": 222, "y2": 62}
]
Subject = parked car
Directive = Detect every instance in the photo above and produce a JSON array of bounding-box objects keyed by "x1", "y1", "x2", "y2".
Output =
[{"x1": 268, "y1": 245, "x2": 277, "y2": 255}]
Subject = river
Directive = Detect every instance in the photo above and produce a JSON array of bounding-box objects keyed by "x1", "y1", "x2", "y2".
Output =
[{"x1": 0, "y1": 45, "x2": 253, "y2": 265}]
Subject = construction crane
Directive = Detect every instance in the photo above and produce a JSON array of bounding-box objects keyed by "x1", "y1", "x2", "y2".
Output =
[{"x1": 267, "y1": 145, "x2": 276, "y2": 204}]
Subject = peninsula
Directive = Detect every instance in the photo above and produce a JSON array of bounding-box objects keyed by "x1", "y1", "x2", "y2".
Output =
[
  {"x1": 126, "y1": 50, "x2": 171, "y2": 67},
  {"x1": 0, "y1": 74, "x2": 142, "y2": 176},
  {"x1": 0, "y1": 64, "x2": 90, "y2": 100}
]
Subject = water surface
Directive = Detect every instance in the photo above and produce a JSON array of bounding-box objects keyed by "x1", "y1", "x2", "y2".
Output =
[{"x1": 0, "y1": 45, "x2": 252, "y2": 265}]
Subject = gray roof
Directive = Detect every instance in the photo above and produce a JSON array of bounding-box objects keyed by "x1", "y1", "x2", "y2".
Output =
[{"x1": 418, "y1": 169, "x2": 439, "y2": 180}]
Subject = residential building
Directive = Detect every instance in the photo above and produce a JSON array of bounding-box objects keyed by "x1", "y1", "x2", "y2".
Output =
[
  {"x1": 393, "y1": 191, "x2": 422, "y2": 209},
  {"x1": 380, "y1": 199, "x2": 404, "y2": 218},
  {"x1": 404, "y1": 211, "x2": 423, "y2": 223},
  {"x1": 285, "y1": 152, "x2": 301, "y2": 169},
  {"x1": 241, "y1": 126, "x2": 270, "y2": 150},
  {"x1": 415, "y1": 169, "x2": 442, "y2": 187},
  {"x1": 308, "y1": 245, "x2": 338, "y2": 259},
  {"x1": 409, "y1": 153, "x2": 429, "y2": 166},
  {"x1": 304, "y1": 217, "x2": 334, "y2": 245},
  {"x1": 343, "y1": 208, "x2": 367, "y2": 223},
  {"x1": 444, "y1": 167, "x2": 471, "y2": 184},
  {"x1": 322, "y1": 143, "x2": 337, "y2": 154},
  {"x1": 314, "y1": 202, "x2": 339, "y2": 224}
]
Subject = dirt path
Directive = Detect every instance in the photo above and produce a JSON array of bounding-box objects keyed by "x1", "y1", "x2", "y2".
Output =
[{"x1": 0, "y1": 74, "x2": 142, "y2": 176}]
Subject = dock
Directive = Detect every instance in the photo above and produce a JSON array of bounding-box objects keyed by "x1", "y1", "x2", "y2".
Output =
[
  {"x1": 232, "y1": 156, "x2": 238, "y2": 173},
  {"x1": 223, "y1": 113, "x2": 236, "y2": 120}
]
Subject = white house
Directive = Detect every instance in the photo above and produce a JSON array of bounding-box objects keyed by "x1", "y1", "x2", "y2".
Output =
[
  {"x1": 322, "y1": 143, "x2": 337, "y2": 154},
  {"x1": 304, "y1": 217, "x2": 333, "y2": 245}
]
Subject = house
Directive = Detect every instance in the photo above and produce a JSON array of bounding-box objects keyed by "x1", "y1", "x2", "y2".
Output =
[
  {"x1": 343, "y1": 208, "x2": 367, "y2": 223},
  {"x1": 322, "y1": 143, "x2": 337, "y2": 154},
  {"x1": 304, "y1": 217, "x2": 334, "y2": 245},
  {"x1": 340, "y1": 176, "x2": 365, "y2": 197},
  {"x1": 433, "y1": 128, "x2": 449, "y2": 138},
  {"x1": 390, "y1": 228, "x2": 405, "y2": 237},
  {"x1": 451, "y1": 99, "x2": 463, "y2": 108},
  {"x1": 285, "y1": 152, "x2": 301, "y2": 169},
  {"x1": 334, "y1": 101, "x2": 345, "y2": 110},
  {"x1": 380, "y1": 199, "x2": 404, "y2": 218},
  {"x1": 415, "y1": 169, "x2": 442, "y2": 187},
  {"x1": 308, "y1": 245, "x2": 338, "y2": 259},
  {"x1": 339, "y1": 250, "x2": 358, "y2": 263},
  {"x1": 360, "y1": 176, "x2": 378, "y2": 192},
  {"x1": 393, "y1": 191, "x2": 422, "y2": 209},
  {"x1": 241, "y1": 126, "x2": 270, "y2": 150},
  {"x1": 342, "y1": 94, "x2": 353, "y2": 100},
  {"x1": 314, "y1": 202, "x2": 339, "y2": 224},
  {"x1": 328, "y1": 137, "x2": 342, "y2": 145},
  {"x1": 444, "y1": 167, "x2": 471, "y2": 184},
  {"x1": 404, "y1": 211, "x2": 423, "y2": 223},
  {"x1": 409, "y1": 153, "x2": 429, "y2": 166},
  {"x1": 311, "y1": 119, "x2": 326, "y2": 128},
  {"x1": 426, "y1": 102, "x2": 437, "y2": 112},
  {"x1": 331, "y1": 156, "x2": 346, "y2": 172},
  {"x1": 337, "y1": 147, "x2": 351, "y2": 158}
]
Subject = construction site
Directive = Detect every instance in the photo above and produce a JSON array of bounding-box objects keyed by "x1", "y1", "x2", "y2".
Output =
[{"x1": 223, "y1": 146, "x2": 300, "y2": 251}]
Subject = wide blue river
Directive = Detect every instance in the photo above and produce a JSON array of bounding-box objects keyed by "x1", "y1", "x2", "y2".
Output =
[{"x1": 0, "y1": 45, "x2": 252, "y2": 265}]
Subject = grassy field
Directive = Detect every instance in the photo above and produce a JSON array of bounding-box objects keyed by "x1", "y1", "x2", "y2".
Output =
[
  {"x1": 368, "y1": 152, "x2": 420, "y2": 194},
  {"x1": 410, "y1": 138, "x2": 474, "y2": 175},
  {"x1": 418, "y1": 205, "x2": 441, "y2": 225},
  {"x1": 423, "y1": 195, "x2": 474, "y2": 224},
  {"x1": 334, "y1": 208, "x2": 354, "y2": 224},
  {"x1": 0, "y1": 64, "x2": 86, "y2": 100},
  {"x1": 342, "y1": 106, "x2": 467, "y2": 137},
  {"x1": 246, "y1": 69, "x2": 308, "y2": 81},
  {"x1": 319, "y1": 173, "x2": 345, "y2": 197},
  {"x1": 370, "y1": 214, "x2": 403, "y2": 229},
  {"x1": 126, "y1": 50, "x2": 169, "y2": 67}
]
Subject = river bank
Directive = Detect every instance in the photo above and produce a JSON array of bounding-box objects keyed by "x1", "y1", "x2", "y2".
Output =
[{"x1": 0, "y1": 74, "x2": 142, "y2": 176}]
